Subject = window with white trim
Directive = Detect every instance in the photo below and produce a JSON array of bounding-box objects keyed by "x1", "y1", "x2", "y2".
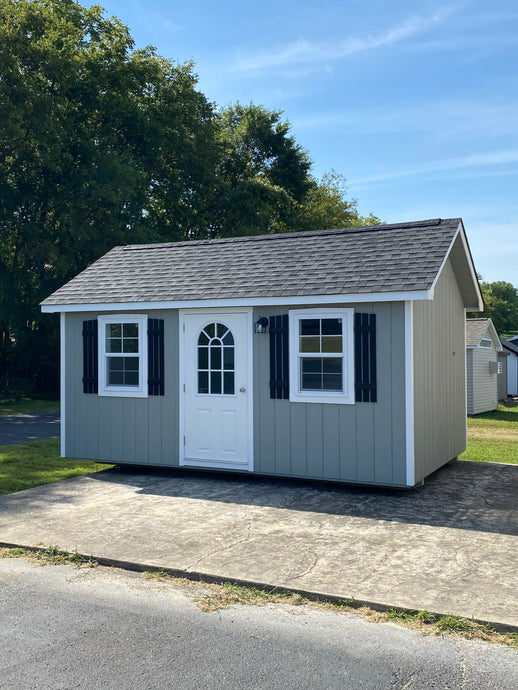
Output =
[
  {"x1": 98, "y1": 314, "x2": 148, "y2": 397},
  {"x1": 480, "y1": 338, "x2": 493, "y2": 349},
  {"x1": 289, "y1": 308, "x2": 354, "y2": 404}
]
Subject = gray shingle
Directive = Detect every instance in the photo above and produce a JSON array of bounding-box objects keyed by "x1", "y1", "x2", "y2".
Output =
[{"x1": 42, "y1": 218, "x2": 461, "y2": 306}]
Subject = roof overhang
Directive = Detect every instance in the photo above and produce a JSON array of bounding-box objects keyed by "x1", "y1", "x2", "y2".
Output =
[
  {"x1": 41, "y1": 288, "x2": 432, "y2": 313},
  {"x1": 429, "y1": 220, "x2": 484, "y2": 311}
]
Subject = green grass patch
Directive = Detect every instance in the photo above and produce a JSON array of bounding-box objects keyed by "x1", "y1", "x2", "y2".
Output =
[
  {"x1": 460, "y1": 402, "x2": 518, "y2": 464},
  {"x1": 0, "y1": 439, "x2": 113, "y2": 495},
  {"x1": 1, "y1": 545, "x2": 97, "y2": 568},
  {"x1": 0, "y1": 398, "x2": 59, "y2": 415}
]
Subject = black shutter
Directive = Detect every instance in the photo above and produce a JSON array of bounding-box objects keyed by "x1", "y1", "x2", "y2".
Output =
[
  {"x1": 269, "y1": 314, "x2": 289, "y2": 399},
  {"x1": 354, "y1": 313, "x2": 377, "y2": 402},
  {"x1": 148, "y1": 318, "x2": 165, "y2": 396},
  {"x1": 82, "y1": 319, "x2": 98, "y2": 394}
]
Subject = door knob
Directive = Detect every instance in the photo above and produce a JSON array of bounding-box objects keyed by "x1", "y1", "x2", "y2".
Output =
[{"x1": 239, "y1": 387, "x2": 246, "y2": 393}]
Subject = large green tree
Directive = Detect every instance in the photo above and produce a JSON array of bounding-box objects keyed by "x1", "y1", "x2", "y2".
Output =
[
  {"x1": 0, "y1": 0, "x2": 217, "y2": 393},
  {"x1": 0, "y1": 0, "x2": 378, "y2": 396}
]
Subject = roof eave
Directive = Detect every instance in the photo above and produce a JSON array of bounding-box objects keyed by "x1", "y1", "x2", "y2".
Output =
[{"x1": 40, "y1": 288, "x2": 433, "y2": 313}]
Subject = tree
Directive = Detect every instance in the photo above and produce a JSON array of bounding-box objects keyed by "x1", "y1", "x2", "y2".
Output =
[
  {"x1": 198, "y1": 103, "x2": 313, "y2": 238},
  {"x1": 476, "y1": 281, "x2": 518, "y2": 334},
  {"x1": 0, "y1": 1, "x2": 379, "y2": 396},
  {"x1": 287, "y1": 171, "x2": 380, "y2": 232},
  {"x1": 0, "y1": 0, "x2": 217, "y2": 393}
]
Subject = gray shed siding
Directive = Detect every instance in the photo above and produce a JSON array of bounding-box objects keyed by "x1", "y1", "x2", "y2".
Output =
[
  {"x1": 64, "y1": 310, "x2": 179, "y2": 465},
  {"x1": 412, "y1": 258, "x2": 467, "y2": 482},
  {"x1": 466, "y1": 347, "x2": 498, "y2": 415},
  {"x1": 252, "y1": 302, "x2": 408, "y2": 486},
  {"x1": 64, "y1": 302, "x2": 408, "y2": 486}
]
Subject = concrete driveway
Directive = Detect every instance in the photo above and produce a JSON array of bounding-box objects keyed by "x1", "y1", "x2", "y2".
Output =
[{"x1": 0, "y1": 460, "x2": 516, "y2": 628}]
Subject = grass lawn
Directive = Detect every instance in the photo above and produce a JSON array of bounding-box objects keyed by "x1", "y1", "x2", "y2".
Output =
[
  {"x1": 460, "y1": 402, "x2": 518, "y2": 464},
  {"x1": 0, "y1": 398, "x2": 60, "y2": 415},
  {"x1": 0, "y1": 439, "x2": 113, "y2": 495}
]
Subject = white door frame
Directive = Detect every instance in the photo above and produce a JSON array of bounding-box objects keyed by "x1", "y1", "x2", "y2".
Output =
[{"x1": 178, "y1": 308, "x2": 254, "y2": 471}]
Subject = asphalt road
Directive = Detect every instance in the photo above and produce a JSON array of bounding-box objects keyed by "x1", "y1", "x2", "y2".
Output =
[
  {"x1": 0, "y1": 411, "x2": 60, "y2": 446},
  {"x1": 0, "y1": 560, "x2": 516, "y2": 689}
]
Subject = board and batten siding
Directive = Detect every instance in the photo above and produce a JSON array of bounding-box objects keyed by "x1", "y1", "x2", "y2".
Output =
[
  {"x1": 252, "y1": 302, "x2": 408, "y2": 487},
  {"x1": 466, "y1": 347, "x2": 498, "y2": 415},
  {"x1": 64, "y1": 310, "x2": 179, "y2": 465},
  {"x1": 412, "y1": 258, "x2": 467, "y2": 482}
]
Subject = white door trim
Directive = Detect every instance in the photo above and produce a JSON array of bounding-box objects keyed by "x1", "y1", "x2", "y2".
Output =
[{"x1": 178, "y1": 308, "x2": 254, "y2": 471}]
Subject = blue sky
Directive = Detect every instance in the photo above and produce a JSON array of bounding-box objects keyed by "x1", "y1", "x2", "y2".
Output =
[{"x1": 95, "y1": 0, "x2": 517, "y2": 285}]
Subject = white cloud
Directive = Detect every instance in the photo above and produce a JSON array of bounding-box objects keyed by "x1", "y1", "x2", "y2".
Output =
[
  {"x1": 230, "y1": 7, "x2": 457, "y2": 73},
  {"x1": 352, "y1": 150, "x2": 518, "y2": 186}
]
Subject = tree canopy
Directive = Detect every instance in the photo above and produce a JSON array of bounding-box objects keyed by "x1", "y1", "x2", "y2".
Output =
[
  {"x1": 0, "y1": 0, "x2": 379, "y2": 396},
  {"x1": 476, "y1": 281, "x2": 518, "y2": 335}
]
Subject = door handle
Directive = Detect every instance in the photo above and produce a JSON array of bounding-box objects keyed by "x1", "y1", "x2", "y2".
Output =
[{"x1": 239, "y1": 387, "x2": 246, "y2": 393}]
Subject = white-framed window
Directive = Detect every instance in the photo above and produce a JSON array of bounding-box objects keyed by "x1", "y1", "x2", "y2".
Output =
[
  {"x1": 98, "y1": 314, "x2": 148, "y2": 397},
  {"x1": 289, "y1": 308, "x2": 355, "y2": 405},
  {"x1": 480, "y1": 338, "x2": 493, "y2": 349}
]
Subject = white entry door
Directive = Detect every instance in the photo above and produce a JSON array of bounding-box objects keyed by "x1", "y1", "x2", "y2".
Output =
[{"x1": 180, "y1": 311, "x2": 252, "y2": 470}]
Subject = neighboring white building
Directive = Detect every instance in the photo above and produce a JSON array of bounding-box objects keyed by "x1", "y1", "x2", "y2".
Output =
[
  {"x1": 501, "y1": 339, "x2": 518, "y2": 397},
  {"x1": 466, "y1": 318, "x2": 502, "y2": 415}
]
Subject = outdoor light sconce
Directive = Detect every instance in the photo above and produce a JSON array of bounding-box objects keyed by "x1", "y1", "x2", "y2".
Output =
[{"x1": 254, "y1": 317, "x2": 269, "y2": 334}]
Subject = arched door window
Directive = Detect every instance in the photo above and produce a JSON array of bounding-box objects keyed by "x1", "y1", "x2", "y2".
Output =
[{"x1": 197, "y1": 322, "x2": 235, "y2": 395}]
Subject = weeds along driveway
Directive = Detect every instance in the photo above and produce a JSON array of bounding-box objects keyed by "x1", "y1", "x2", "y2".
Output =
[
  {"x1": 0, "y1": 412, "x2": 60, "y2": 446},
  {"x1": 0, "y1": 460, "x2": 516, "y2": 627}
]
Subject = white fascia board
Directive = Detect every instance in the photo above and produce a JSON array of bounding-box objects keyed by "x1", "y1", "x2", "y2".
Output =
[
  {"x1": 41, "y1": 289, "x2": 432, "y2": 313},
  {"x1": 429, "y1": 221, "x2": 484, "y2": 310}
]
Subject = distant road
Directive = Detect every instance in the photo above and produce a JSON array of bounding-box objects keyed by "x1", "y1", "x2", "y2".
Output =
[
  {"x1": 0, "y1": 411, "x2": 60, "y2": 446},
  {"x1": 0, "y1": 559, "x2": 516, "y2": 690}
]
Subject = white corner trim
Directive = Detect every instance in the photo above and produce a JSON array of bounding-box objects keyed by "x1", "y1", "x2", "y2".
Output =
[
  {"x1": 405, "y1": 301, "x2": 415, "y2": 487},
  {"x1": 40, "y1": 289, "x2": 432, "y2": 313},
  {"x1": 247, "y1": 309, "x2": 254, "y2": 471},
  {"x1": 60, "y1": 313, "x2": 66, "y2": 458}
]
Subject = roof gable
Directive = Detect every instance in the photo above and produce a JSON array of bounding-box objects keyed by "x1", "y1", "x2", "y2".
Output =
[
  {"x1": 41, "y1": 218, "x2": 482, "y2": 311},
  {"x1": 466, "y1": 318, "x2": 502, "y2": 349}
]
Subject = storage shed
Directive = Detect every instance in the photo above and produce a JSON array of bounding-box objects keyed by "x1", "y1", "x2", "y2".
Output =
[
  {"x1": 501, "y1": 339, "x2": 518, "y2": 397},
  {"x1": 41, "y1": 218, "x2": 483, "y2": 488},
  {"x1": 465, "y1": 318, "x2": 502, "y2": 415}
]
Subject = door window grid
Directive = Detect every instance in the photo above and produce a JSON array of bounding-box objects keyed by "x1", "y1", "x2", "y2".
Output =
[{"x1": 198, "y1": 322, "x2": 235, "y2": 395}]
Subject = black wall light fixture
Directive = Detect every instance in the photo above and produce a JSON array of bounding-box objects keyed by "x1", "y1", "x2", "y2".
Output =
[{"x1": 254, "y1": 317, "x2": 269, "y2": 334}]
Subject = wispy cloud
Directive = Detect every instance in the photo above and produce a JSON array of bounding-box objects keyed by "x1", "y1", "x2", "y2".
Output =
[
  {"x1": 353, "y1": 150, "x2": 518, "y2": 186},
  {"x1": 230, "y1": 7, "x2": 457, "y2": 72},
  {"x1": 294, "y1": 101, "x2": 518, "y2": 139}
]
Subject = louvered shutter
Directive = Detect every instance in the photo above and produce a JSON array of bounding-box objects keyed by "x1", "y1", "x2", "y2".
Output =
[
  {"x1": 82, "y1": 319, "x2": 98, "y2": 394},
  {"x1": 269, "y1": 314, "x2": 289, "y2": 399},
  {"x1": 147, "y1": 318, "x2": 165, "y2": 395},
  {"x1": 354, "y1": 313, "x2": 377, "y2": 402}
]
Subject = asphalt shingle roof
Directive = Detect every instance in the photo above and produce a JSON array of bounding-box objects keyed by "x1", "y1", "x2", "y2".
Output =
[
  {"x1": 466, "y1": 318, "x2": 492, "y2": 347},
  {"x1": 42, "y1": 218, "x2": 462, "y2": 306}
]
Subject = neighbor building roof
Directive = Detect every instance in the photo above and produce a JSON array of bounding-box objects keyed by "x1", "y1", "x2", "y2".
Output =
[
  {"x1": 41, "y1": 218, "x2": 483, "y2": 311},
  {"x1": 466, "y1": 318, "x2": 502, "y2": 349}
]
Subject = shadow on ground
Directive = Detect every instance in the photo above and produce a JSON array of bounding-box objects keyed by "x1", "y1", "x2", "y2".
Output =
[{"x1": 84, "y1": 460, "x2": 517, "y2": 537}]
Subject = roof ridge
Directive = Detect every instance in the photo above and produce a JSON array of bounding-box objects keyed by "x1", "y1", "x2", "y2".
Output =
[{"x1": 122, "y1": 218, "x2": 456, "y2": 252}]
